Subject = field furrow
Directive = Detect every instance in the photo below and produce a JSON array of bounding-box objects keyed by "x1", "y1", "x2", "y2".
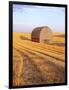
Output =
[{"x1": 14, "y1": 41, "x2": 65, "y2": 61}]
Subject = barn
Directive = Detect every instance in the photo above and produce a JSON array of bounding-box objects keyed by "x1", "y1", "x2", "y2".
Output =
[{"x1": 31, "y1": 26, "x2": 53, "y2": 43}]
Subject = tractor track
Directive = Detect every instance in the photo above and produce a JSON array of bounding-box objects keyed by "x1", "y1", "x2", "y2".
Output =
[{"x1": 13, "y1": 47, "x2": 65, "y2": 86}]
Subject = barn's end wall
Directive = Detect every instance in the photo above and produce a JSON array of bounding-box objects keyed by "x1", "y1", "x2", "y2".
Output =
[{"x1": 40, "y1": 27, "x2": 53, "y2": 43}]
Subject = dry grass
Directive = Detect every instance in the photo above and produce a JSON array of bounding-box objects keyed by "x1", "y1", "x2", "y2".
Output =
[{"x1": 12, "y1": 32, "x2": 65, "y2": 86}]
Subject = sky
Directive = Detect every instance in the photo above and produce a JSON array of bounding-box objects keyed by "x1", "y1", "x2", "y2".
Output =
[{"x1": 13, "y1": 4, "x2": 65, "y2": 32}]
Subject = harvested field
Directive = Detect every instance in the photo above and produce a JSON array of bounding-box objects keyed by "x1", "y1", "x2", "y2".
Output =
[{"x1": 12, "y1": 32, "x2": 65, "y2": 86}]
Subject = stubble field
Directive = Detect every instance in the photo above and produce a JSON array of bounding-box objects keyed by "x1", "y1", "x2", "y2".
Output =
[{"x1": 13, "y1": 32, "x2": 65, "y2": 86}]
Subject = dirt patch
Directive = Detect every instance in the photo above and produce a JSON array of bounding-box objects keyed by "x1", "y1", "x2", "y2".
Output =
[
  {"x1": 53, "y1": 43, "x2": 65, "y2": 46},
  {"x1": 54, "y1": 34, "x2": 65, "y2": 37}
]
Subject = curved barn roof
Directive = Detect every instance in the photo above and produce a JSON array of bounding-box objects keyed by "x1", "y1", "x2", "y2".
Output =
[
  {"x1": 32, "y1": 26, "x2": 51, "y2": 32},
  {"x1": 31, "y1": 26, "x2": 51, "y2": 37}
]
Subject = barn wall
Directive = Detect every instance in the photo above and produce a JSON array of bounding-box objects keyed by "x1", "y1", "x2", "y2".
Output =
[{"x1": 40, "y1": 27, "x2": 53, "y2": 43}]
